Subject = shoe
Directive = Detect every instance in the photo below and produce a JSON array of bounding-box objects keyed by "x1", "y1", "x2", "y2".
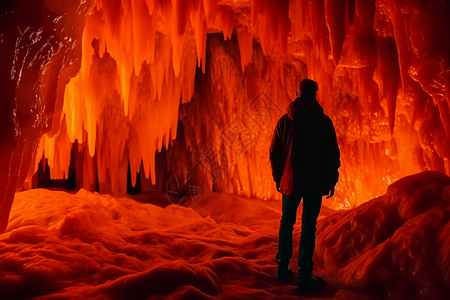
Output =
[
  {"x1": 297, "y1": 272, "x2": 323, "y2": 292},
  {"x1": 275, "y1": 265, "x2": 293, "y2": 282}
]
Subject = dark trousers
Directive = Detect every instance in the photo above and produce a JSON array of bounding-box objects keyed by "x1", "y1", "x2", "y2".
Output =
[{"x1": 276, "y1": 194, "x2": 322, "y2": 274}]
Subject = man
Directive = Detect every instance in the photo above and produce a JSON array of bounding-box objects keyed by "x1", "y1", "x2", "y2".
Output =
[{"x1": 269, "y1": 79, "x2": 340, "y2": 291}]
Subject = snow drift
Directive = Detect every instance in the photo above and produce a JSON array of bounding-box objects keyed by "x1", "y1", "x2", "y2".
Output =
[{"x1": 0, "y1": 171, "x2": 448, "y2": 299}]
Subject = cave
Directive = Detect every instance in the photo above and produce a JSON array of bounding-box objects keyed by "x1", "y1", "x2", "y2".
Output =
[{"x1": 1, "y1": 0, "x2": 450, "y2": 299}]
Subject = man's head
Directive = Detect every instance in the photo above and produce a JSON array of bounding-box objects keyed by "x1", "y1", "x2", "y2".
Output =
[{"x1": 296, "y1": 79, "x2": 318, "y2": 98}]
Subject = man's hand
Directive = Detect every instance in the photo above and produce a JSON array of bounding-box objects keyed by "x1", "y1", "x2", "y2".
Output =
[{"x1": 326, "y1": 186, "x2": 335, "y2": 199}]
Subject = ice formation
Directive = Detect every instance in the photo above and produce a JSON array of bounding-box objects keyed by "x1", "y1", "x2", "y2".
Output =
[
  {"x1": 314, "y1": 171, "x2": 450, "y2": 299},
  {"x1": 0, "y1": 171, "x2": 448, "y2": 299},
  {"x1": 1, "y1": 1, "x2": 450, "y2": 229}
]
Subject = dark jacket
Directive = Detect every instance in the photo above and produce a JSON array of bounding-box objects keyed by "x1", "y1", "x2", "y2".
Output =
[{"x1": 269, "y1": 96, "x2": 340, "y2": 196}]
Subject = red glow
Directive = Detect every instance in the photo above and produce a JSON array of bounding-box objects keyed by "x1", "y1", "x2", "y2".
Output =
[
  {"x1": 0, "y1": 0, "x2": 449, "y2": 233},
  {"x1": 1, "y1": 171, "x2": 449, "y2": 299},
  {"x1": 41, "y1": 0, "x2": 448, "y2": 209}
]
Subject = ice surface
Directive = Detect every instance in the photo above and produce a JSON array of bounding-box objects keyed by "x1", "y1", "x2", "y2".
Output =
[
  {"x1": 314, "y1": 171, "x2": 450, "y2": 299},
  {"x1": 1, "y1": 171, "x2": 449, "y2": 299},
  {"x1": 2, "y1": 187, "x2": 290, "y2": 299}
]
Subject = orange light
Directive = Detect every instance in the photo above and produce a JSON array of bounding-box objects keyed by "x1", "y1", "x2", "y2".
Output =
[{"x1": 8, "y1": 0, "x2": 448, "y2": 217}]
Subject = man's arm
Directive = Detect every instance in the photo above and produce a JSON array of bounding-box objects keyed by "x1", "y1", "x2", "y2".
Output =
[
  {"x1": 269, "y1": 118, "x2": 284, "y2": 190},
  {"x1": 324, "y1": 117, "x2": 341, "y2": 197}
]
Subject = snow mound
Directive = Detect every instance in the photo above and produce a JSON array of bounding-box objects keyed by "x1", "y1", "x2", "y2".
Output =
[
  {"x1": 1, "y1": 189, "x2": 296, "y2": 299},
  {"x1": 315, "y1": 171, "x2": 450, "y2": 299},
  {"x1": 1, "y1": 171, "x2": 449, "y2": 299}
]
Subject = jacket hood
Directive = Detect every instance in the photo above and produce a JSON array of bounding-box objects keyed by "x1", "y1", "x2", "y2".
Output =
[{"x1": 287, "y1": 96, "x2": 324, "y2": 121}]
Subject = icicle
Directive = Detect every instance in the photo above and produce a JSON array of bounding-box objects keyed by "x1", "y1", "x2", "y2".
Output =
[
  {"x1": 237, "y1": 26, "x2": 253, "y2": 72},
  {"x1": 325, "y1": 0, "x2": 346, "y2": 65},
  {"x1": 384, "y1": 0, "x2": 410, "y2": 94},
  {"x1": 131, "y1": 0, "x2": 153, "y2": 75},
  {"x1": 220, "y1": 8, "x2": 235, "y2": 41},
  {"x1": 16, "y1": 0, "x2": 449, "y2": 212},
  {"x1": 377, "y1": 36, "x2": 400, "y2": 135},
  {"x1": 250, "y1": 0, "x2": 290, "y2": 54},
  {"x1": 192, "y1": 0, "x2": 207, "y2": 73},
  {"x1": 347, "y1": 0, "x2": 356, "y2": 25}
]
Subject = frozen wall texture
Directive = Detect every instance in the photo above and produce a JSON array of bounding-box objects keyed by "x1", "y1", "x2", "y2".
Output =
[
  {"x1": 0, "y1": 0, "x2": 92, "y2": 232},
  {"x1": 1, "y1": 0, "x2": 450, "y2": 231}
]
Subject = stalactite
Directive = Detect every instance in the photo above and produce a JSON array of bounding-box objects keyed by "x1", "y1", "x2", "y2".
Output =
[
  {"x1": 34, "y1": 0, "x2": 450, "y2": 207},
  {"x1": 324, "y1": 0, "x2": 347, "y2": 65}
]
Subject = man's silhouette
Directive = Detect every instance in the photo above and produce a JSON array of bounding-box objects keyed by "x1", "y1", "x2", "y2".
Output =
[{"x1": 269, "y1": 79, "x2": 340, "y2": 291}]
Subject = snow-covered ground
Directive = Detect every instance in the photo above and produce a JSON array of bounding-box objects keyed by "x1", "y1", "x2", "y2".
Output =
[{"x1": 1, "y1": 171, "x2": 449, "y2": 299}]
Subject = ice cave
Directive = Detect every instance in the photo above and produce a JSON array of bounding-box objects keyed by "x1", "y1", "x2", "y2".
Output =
[{"x1": 1, "y1": 0, "x2": 450, "y2": 299}]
